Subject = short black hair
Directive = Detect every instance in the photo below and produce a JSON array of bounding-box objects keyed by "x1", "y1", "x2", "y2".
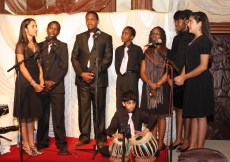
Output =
[
  {"x1": 86, "y1": 11, "x2": 99, "y2": 20},
  {"x1": 122, "y1": 90, "x2": 137, "y2": 102},
  {"x1": 47, "y1": 21, "x2": 61, "y2": 31},
  {"x1": 174, "y1": 9, "x2": 193, "y2": 20},
  {"x1": 125, "y1": 26, "x2": 136, "y2": 37}
]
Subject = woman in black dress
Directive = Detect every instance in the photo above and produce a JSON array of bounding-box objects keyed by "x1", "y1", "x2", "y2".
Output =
[
  {"x1": 14, "y1": 18, "x2": 44, "y2": 156},
  {"x1": 168, "y1": 10, "x2": 194, "y2": 152},
  {"x1": 174, "y1": 12, "x2": 214, "y2": 150},
  {"x1": 140, "y1": 26, "x2": 170, "y2": 153}
]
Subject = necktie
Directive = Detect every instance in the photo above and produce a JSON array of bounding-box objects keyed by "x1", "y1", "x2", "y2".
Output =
[
  {"x1": 88, "y1": 32, "x2": 94, "y2": 52},
  {"x1": 87, "y1": 32, "x2": 94, "y2": 68},
  {"x1": 128, "y1": 113, "x2": 135, "y2": 137},
  {"x1": 120, "y1": 47, "x2": 129, "y2": 74},
  {"x1": 48, "y1": 43, "x2": 52, "y2": 54}
]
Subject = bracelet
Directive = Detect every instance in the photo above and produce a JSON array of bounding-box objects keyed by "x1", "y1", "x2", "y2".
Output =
[
  {"x1": 30, "y1": 81, "x2": 36, "y2": 86},
  {"x1": 147, "y1": 80, "x2": 152, "y2": 86}
]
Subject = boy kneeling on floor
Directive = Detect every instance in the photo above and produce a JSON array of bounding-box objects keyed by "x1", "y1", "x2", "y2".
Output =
[{"x1": 101, "y1": 90, "x2": 158, "y2": 160}]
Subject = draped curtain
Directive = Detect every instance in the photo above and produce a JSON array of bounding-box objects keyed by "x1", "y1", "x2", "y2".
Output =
[{"x1": 5, "y1": 0, "x2": 111, "y2": 15}]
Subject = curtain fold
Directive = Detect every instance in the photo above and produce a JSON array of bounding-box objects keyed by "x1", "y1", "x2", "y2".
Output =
[
  {"x1": 192, "y1": 0, "x2": 230, "y2": 15},
  {"x1": 5, "y1": 0, "x2": 111, "y2": 15}
]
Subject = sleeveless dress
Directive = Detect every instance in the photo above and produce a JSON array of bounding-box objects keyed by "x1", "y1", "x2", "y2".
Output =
[
  {"x1": 183, "y1": 35, "x2": 214, "y2": 117},
  {"x1": 13, "y1": 42, "x2": 42, "y2": 120}
]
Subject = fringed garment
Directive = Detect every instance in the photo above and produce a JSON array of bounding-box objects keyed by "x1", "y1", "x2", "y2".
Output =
[{"x1": 145, "y1": 47, "x2": 167, "y2": 109}]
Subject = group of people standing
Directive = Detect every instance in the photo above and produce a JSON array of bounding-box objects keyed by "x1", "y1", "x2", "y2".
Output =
[{"x1": 13, "y1": 9, "x2": 214, "y2": 158}]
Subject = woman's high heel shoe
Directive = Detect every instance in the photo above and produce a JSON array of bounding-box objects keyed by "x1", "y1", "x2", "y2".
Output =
[
  {"x1": 169, "y1": 140, "x2": 183, "y2": 150},
  {"x1": 22, "y1": 146, "x2": 35, "y2": 156},
  {"x1": 178, "y1": 145, "x2": 189, "y2": 153},
  {"x1": 30, "y1": 146, "x2": 43, "y2": 155}
]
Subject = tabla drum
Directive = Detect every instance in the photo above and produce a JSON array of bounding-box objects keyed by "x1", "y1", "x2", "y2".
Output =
[
  {"x1": 129, "y1": 131, "x2": 158, "y2": 162},
  {"x1": 109, "y1": 137, "x2": 130, "y2": 162}
]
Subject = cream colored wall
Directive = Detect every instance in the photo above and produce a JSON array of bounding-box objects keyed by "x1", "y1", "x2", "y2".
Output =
[{"x1": 186, "y1": 0, "x2": 230, "y2": 22}]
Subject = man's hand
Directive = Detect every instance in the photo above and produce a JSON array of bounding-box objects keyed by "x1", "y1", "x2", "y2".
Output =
[
  {"x1": 81, "y1": 72, "x2": 94, "y2": 83},
  {"x1": 45, "y1": 80, "x2": 55, "y2": 89},
  {"x1": 43, "y1": 80, "x2": 55, "y2": 93}
]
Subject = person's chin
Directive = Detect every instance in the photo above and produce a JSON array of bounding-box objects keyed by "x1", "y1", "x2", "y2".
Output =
[
  {"x1": 128, "y1": 109, "x2": 134, "y2": 113},
  {"x1": 87, "y1": 26, "x2": 96, "y2": 30}
]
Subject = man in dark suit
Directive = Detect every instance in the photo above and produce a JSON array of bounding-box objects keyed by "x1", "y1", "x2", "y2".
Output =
[
  {"x1": 37, "y1": 21, "x2": 70, "y2": 155},
  {"x1": 71, "y1": 11, "x2": 113, "y2": 148}
]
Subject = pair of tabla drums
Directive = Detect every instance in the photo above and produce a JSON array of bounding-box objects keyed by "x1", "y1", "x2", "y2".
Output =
[{"x1": 109, "y1": 131, "x2": 158, "y2": 162}]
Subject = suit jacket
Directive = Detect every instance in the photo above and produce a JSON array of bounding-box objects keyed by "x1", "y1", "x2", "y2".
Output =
[
  {"x1": 39, "y1": 39, "x2": 68, "y2": 93},
  {"x1": 115, "y1": 42, "x2": 143, "y2": 76},
  {"x1": 106, "y1": 108, "x2": 157, "y2": 137},
  {"x1": 71, "y1": 29, "x2": 113, "y2": 87}
]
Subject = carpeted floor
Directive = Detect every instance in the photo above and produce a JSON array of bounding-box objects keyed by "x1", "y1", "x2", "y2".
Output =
[{"x1": 0, "y1": 137, "x2": 168, "y2": 162}]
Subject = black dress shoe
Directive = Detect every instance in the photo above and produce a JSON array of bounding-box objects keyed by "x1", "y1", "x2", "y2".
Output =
[
  {"x1": 58, "y1": 147, "x2": 71, "y2": 156},
  {"x1": 37, "y1": 144, "x2": 48, "y2": 151}
]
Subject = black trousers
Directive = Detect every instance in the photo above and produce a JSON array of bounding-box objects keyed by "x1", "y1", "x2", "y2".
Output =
[
  {"x1": 116, "y1": 73, "x2": 139, "y2": 110},
  {"x1": 77, "y1": 85, "x2": 107, "y2": 143},
  {"x1": 37, "y1": 93, "x2": 67, "y2": 149}
]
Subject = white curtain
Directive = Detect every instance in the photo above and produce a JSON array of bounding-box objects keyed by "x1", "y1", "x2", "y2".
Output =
[
  {"x1": 192, "y1": 0, "x2": 230, "y2": 15},
  {"x1": 0, "y1": 10, "x2": 176, "y2": 141}
]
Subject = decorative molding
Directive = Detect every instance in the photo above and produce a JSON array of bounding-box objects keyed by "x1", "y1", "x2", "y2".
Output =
[
  {"x1": 207, "y1": 23, "x2": 230, "y2": 140},
  {"x1": 210, "y1": 22, "x2": 230, "y2": 34}
]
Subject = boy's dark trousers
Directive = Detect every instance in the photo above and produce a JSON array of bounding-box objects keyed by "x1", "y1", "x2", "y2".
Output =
[{"x1": 116, "y1": 72, "x2": 139, "y2": 109}]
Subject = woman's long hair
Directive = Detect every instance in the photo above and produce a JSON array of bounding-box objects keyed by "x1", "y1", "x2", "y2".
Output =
[
  {"x1": 18, "y1": 18, "x2": 37, "y2": 47},
  {"x1": 192, "y1": 12, "x2": 213, "y2": 42}
]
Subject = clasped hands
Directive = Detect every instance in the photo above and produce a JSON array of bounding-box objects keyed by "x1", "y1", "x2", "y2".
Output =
[
  {"x1": 174, "y1": 75, "x2": 185, "y2": 86},
  {"x1": 148, "y1": 82, "x2": 160, "y2": 97},
  {"x1": 81, "y1": 72, "x2": 94, "y2": 83},
  {"x1": 42, "y1": 80, "x2": 55, "y2": 93}
]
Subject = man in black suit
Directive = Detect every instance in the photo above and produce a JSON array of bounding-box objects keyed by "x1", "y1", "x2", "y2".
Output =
[
  {"x1": 37, "y1": 21, "x2": 70, "y2": 155},
  {"x1": 71, "y1": 11, "x2": 113, "y2": 148}
]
